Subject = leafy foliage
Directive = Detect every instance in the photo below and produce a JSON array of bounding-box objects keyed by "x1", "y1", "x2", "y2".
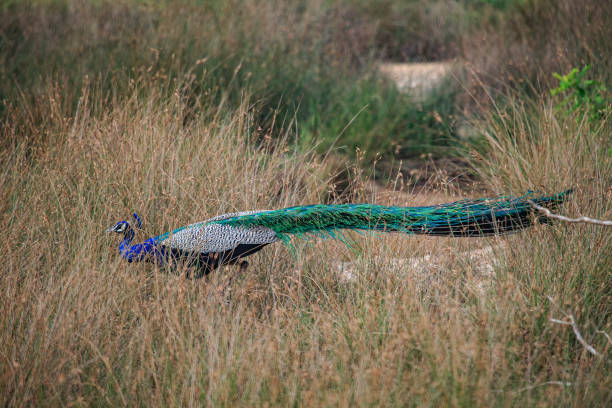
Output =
[{"x1": 550, "y1": 65, "x2": 610, "y2": 121}]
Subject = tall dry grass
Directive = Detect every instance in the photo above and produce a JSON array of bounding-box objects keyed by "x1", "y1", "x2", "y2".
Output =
[
  {"x1": 467, "y1": 96, "x2": 611, "y2": 402},
  {"x1": 0, "y1": 84, "x2": 338, "y2": 405},
  {"x1": 0, "y1": 1, "x2": 611, "y2": 405},
  {"x1": 1, "y1": 78, "x2": 610, "y2": 406}
]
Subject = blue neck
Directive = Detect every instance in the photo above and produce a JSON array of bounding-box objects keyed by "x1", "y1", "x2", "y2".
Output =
[
  {"x1": 118, "y1": 229, "x2": 135, "y2": 258},
  {"x1": 118, "y1": 229, "x2": 160, "y2": 263}
]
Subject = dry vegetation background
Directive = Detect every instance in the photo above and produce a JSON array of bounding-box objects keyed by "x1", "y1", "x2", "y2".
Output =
[{"x1": 1, "y1": 0, "x2": 611, "y2": 406}]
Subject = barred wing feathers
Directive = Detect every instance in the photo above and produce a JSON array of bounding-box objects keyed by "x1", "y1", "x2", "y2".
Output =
[{"x1": 154, "y1": 210, "x2": 280, "y2": 253}]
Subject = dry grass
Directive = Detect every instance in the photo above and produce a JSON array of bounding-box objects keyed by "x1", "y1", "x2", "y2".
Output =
[
  {"x1": 1, "y1": 80, "x2": 610, "y2": 406},
  {"x1": 0, "y1": 1, "x2": 611, "y2": 405}
]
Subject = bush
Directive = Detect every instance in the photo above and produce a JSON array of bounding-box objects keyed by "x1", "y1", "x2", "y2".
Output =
[{"x1": 551, "y1": 65, "x2": 611, "y2": 122}]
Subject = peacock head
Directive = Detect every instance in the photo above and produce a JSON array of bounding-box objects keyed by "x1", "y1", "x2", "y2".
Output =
[{"x1": 107, "y1": 213, "x2": 142, "y2": 237}]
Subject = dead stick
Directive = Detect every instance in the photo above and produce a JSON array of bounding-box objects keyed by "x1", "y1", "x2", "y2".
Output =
[
  {"x1": 547, "y1": 296, "x2": 601, "y2": 357},
  {"x1": 528, "y1": 200, "x2": 612, "y2": 226}
]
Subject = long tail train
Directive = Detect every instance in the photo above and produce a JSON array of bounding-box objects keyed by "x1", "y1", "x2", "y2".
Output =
[{"x1": 213, "y1": 189, "x2": 573, "y2": 239}]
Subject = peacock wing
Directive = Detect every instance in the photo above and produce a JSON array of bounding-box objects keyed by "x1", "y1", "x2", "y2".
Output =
[{"x1": 154, "y1": 210, "x2": 280, "y2": 254}]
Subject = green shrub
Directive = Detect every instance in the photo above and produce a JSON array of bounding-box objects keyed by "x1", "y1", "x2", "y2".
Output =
[{"x1": 551, "y1": 65, "x2": 610, "y2": 122}]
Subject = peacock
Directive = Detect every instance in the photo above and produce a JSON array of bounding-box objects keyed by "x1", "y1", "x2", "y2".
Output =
[{"x1": 108, "y1": 190, "x2": 571, "y2": 277}]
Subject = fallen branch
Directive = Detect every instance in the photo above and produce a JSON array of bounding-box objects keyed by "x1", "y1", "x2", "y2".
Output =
[
  {"x1": 528, "y1": 200, "x2": 612, "y2": 226},
  {"x1": 547, "y1": 296, "x2": 601, "y2": 357}
]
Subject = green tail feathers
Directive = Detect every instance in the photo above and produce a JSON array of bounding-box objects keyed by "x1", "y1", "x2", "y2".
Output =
[{"x1": 214, "y1": 190, "x2": 572, "y2": 239}]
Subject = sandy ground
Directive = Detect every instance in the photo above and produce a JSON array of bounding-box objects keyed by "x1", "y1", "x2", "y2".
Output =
[
  {"x1": 378, "y1": 60, "x2": 476, "y2": 139},
  {"x1": 378, "y1": 61, "x2": 455, "y2": 97},
  {"x1": 336, "y1": 244, "x2": 500, "y2": 290}
]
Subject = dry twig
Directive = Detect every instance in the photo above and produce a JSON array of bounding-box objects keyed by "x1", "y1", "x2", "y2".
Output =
[
  {"x1": 528, "y1": 200, "x2": 612, "y2": 226},
  {"x1": 546, "y1": 296, "x2": 601, "y2": 357}
]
